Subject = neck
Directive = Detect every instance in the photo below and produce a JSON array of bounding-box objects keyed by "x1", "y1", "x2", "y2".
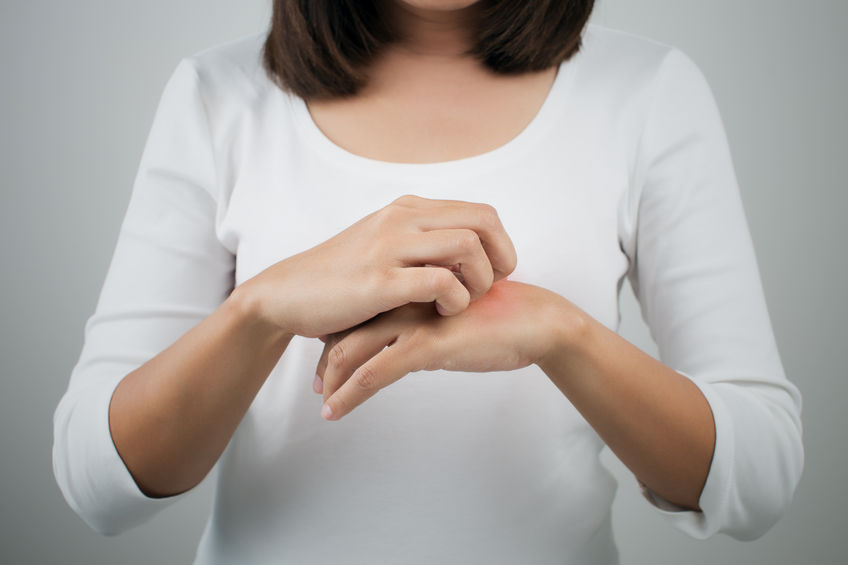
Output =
[{"x1": 383, "y1": 1, "x2": 481, "y2": 59}]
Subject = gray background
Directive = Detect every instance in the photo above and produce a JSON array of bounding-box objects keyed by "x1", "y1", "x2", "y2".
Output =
[{"x1": 1, "y1": 0, "x2": 845, "y2": 563}]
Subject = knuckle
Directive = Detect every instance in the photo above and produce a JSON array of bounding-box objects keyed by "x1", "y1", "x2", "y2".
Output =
[
  {"x1": 392, "y1": 194, "x2": 420, "y2": 207},
  {"x1": 378, "y1": 201, "x2": 414, "y2": 231},
  {"x1": 354, "y1": 364, "x2": 378, "y2": 390},
  {"x1": 455, "y1": 229, "x2": 481, "y2": 253},
  {"x1": 328, "y1": 342, "x2": 347, "y2": 370},
  {"x1": 476, "y1": 202, "x2": 500, "y2": 230},
  {"x1": 430, "y1": 267, "x2": 456, "y2": 293},
  {"x1": 373, "y1": 205, "x2": 398, "y2": 230}
]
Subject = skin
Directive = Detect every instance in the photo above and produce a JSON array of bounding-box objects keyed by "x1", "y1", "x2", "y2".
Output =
[
  {"x1": 109, "y1": 194, "x2": 516, "y2": 497},
  {"x1": 383, "y1": 0, "x2": 482, "y2": 57},
  {"x1": 109, "y1": 0, "x2": 715, "y2": 512},
  {"x1": 306, "y1": 1, "x2": 559, "y2": 165}
]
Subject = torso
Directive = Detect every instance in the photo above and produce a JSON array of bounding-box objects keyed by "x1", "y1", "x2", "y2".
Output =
[{"x1": 303, "y1": 50, "x2": 559, "y2": 164}]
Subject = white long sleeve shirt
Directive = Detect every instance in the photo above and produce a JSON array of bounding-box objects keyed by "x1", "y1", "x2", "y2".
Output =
[{"x1": 53, "y1": 23, "x2": 804, "y2": 564}]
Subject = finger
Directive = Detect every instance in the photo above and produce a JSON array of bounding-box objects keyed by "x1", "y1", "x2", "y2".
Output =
[
  {"x1": 315, "y1": 333, "x2": 344, "y2": 379},
  {"x1": 315, "y1": 328, "x2": 357, "y2": 394},
  {"x1": 321, "y1": 336, "x2": 427, "y2": 421},
  {"x1": 321, "y1": 321, "x2": 400, "y2": 405},
  {"x1": 314, "y1": 339, "x2": 333, "y2": 394},
  {"x1": 397, "y1": 229, "x2": 494, "y2": 300},
  {"x1": 380, "y1": 266, "x2": 471, "y2": 316},
  {"x1": 314, "y1": 334, "x2": 331, "y2": 392},
  {"x1": 315, "y1": 339, "x2": 332, "y2": 388},
  {"x1": 412, "y1": 202, "x2": 517, "y2": 281},
  {"x1": 315, "y1": 335, "x2": 342, "y2": 394},
  {"x1": 389, "y1": 194, "x2": 443, "y2": 208}
]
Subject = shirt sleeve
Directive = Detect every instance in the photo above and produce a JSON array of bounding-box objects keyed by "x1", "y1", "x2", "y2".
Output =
[
  {"x1": 52, "y1": 57, "x2": 235, "y2": 536},
  {"x1": 618, "y1": 47, "x2": 804, "y2": 541}
]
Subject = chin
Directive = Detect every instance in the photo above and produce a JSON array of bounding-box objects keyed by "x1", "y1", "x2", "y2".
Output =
[{"x1": 397, "y1": 0, "x2": 480, "y2": 10}]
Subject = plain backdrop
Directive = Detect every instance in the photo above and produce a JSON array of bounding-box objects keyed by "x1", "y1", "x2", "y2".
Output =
[{"x1": 1, "y1": 0, "x2": 845, "y2": 563}]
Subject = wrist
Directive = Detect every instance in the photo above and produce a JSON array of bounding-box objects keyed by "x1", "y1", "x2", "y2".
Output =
[
  {"x1": 535, "y1": 299, "x2": 591, "y2": 375},
  {"x1": 226, "y1": 282, "x2": 295, "y2": 345}
]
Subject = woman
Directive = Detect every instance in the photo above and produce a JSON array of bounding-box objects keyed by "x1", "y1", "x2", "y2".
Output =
[{"x1": 53, "y1": 0, "x2": 804, "y2": 563}]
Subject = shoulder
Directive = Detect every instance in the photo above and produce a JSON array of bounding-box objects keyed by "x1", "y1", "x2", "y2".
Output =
[
  {"x1": 579, "y1": 23, "x2": 698, "y2": 76},
  {"x1": 581, "y1": 24, "x2": 675, "y2": 63},
  {"x1": 575, "y1": 24, "x2": 709, "y2": 100},
  {"x1": 177, "y1": 31, "x2": 278, "y2": 110},
  {"x1": 564, "y1": 23, "x2": 716, "y2": 139}
]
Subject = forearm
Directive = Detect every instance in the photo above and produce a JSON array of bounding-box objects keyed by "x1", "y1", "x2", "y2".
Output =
[
  {"x1": 109, "y1": 285, "x2": 293, "y2": 498},
  {"x1": 537, "y1": 309, "x2": 715, "y2": 511}
]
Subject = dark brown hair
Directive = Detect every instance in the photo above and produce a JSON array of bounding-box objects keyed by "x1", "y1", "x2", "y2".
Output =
[{"x1": 262, "y1": 0, "x2": 595, "y2": 101}]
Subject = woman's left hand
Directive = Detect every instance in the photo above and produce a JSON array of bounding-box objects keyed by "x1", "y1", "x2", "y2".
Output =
[{"x1": 314, "y1": 279, "x2": 580, "y2": 421}]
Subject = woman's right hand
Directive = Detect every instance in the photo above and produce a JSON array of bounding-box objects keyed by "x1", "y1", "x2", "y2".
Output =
[{"x1": 236, "y1": 194, "x2": 517, "y2": 339}]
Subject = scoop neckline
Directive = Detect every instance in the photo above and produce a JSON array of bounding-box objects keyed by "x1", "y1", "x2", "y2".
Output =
[{"x1": 288, "y1": 55, "x2": 579, "y2": 180}]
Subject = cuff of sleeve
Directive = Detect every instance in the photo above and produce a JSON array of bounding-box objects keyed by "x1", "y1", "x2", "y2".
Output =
[
  {"x1": 637, "y1": 370, "x2": 733, "y2": 539},
  {"x1": 61, "y1": 379, "x2": 186, "y2": 535}
]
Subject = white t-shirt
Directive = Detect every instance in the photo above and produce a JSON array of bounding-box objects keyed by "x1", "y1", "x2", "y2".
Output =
[{"x1": 52, "y1": 23, "x2": 804, "y2": 564}]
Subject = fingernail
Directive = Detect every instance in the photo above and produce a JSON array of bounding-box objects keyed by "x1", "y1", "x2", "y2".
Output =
[
  {"x1": 321, "y1": 402, "x2": 333, "y2": 420},
  {"x1": 313, "y1": 373, "x2": 323, "y2": 394}
]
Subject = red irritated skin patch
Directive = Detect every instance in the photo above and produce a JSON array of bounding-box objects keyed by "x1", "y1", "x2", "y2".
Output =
[{"x1": 466, "y1": 277, "x2": 521, "y2": 318}]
